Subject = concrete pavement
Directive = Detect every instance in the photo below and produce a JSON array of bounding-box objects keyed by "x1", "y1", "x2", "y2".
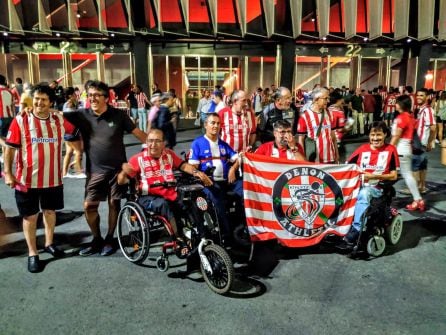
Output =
[{"x1": 0, "y1": 126, "x2": 445, "y2": 335}]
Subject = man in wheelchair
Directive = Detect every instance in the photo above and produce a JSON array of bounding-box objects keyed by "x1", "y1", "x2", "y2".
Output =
[
  {"x1": 117, "y1": 128, "x2": 212, "y2": 242},
  {"x1": 188, "y1": 113, "x2": 243, "y2": 244},
  {"x1": 343, "y1": 121, "x2": 400, "y2": 246}
]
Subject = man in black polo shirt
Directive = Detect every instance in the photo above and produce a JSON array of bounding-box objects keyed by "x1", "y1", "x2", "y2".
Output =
[
  {"x1": 64, "y1": 80, "x2": 147, "y2": 256},
  {"x1": 349, "y1": 88, "x2": 365, "y2": 136}
]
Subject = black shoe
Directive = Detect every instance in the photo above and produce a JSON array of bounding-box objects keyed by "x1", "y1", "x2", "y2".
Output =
[
  {"x1": 336, "y1": 229, "x2": 360, "y2": 250},
  {"x1": 28, "y1": 255, "x2": 41, "y2": 273},
  {"x1": 44, "y1": 244, "x2": 65, "y2": 258},
  {"x1": 79, "y1": 237, "x2": 103, "y2": 256},
  {"x1": 345, "y1": 229, "x2": 360, "y2": 244},
  {"x1": 100, "y1": 235, "x2": 115, "y2": 257}
]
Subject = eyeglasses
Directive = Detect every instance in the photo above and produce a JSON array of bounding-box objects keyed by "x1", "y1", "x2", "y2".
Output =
[
  {"x1": 88, "y1": 93, "x2": 105, "y2": 99},
  {"x1": 147, "y1": 139, "x2": 163, "y2": 144},
  {"x1": 276, "y1": 130, "x2": 292, "y2": 135}
]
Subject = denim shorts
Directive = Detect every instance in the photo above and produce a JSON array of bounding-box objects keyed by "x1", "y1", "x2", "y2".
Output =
[{"x1": 412, "y1": 152, "x2": 428, "y2": 171}]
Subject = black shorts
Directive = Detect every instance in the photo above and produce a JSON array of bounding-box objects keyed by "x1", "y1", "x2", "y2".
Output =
[
  {"x1": 15, "y1": 185, "x2": 64, "y2": 217},
  {"x1": 435, "y1": 116, "x2": 446, "y2": 125},
  {"x1": 0, "y1": 117, "x2": 13, "y2": 138},
  {"x1": 85, "y1": 171, "x2": 127, "y2": 202}
]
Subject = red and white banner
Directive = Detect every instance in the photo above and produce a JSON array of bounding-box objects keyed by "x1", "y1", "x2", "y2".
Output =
[{"x1": 243, "y1": 153, "x2": 361, "y2": 247}]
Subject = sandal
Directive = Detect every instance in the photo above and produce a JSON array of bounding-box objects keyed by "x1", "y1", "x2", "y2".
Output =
[{"x1": 405, "y1": 200, "x2": 425, "y2": 212}]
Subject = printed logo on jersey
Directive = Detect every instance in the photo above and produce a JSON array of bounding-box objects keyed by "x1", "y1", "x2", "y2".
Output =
[
  {"x1": 31, "y1": 137, "x2": 58, "y2": 144},
  {"x1": 272, "y1": 167, "x2": 343, "y2": 237}
]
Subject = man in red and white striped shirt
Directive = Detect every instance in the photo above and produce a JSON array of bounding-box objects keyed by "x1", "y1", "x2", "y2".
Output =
[
  {"x1": 413, "y1": 88, "x2": 436, "y2": 194},
  {"x1": 218, "y1": 90, "x2": 256, "y2": 153},
  {"x1": 3, "y1": 84, "x2": 75, "y2": 273},
  {"x1": 297, "y1": 87, "x2": 339, "y2": 163}
]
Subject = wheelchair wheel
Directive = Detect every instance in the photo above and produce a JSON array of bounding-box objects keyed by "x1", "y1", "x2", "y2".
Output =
[
  {"x1": 385, "y1": 214, "x2": 403, "y2": 245},
  {"x1": 366, "y1": 235, "x2": 386, "y2": 257},
  {"x1": 156, "y1": 256, "x2": 169, "y2": 272},
  {"x1": 117, "y1": 202, "x2": 150, "y2": 264},
  {"x1": 200, "y1": 244, "x2": 234, "y2": 295}
]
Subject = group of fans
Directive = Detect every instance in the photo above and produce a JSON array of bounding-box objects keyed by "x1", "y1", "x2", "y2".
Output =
[{"x1": 0, "y1": 75, "x2": 440, "y2": 273}]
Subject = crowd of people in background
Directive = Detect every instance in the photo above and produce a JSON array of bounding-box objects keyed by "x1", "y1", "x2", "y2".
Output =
[{"x1": 0, "y1": 73, "x2": 444, "y2": 272}]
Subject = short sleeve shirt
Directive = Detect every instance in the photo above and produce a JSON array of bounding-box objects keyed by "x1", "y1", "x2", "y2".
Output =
[
  {"x1": 348, "y1": 143, "x2": 400, "y2": 178},
  {"x1": 64, "y1": 106, "x2": 136, "y2": 173},
  {"x1": 189, "y1": 135, "x2": 238, "y2": 181},
  {"x1": 6, "y1": 112, "x2": 75, "y2": 188}
]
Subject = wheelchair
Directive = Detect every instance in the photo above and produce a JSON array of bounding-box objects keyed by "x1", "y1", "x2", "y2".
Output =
[
  {"x1": 116, "y1": 173, "x2": 234, "y2": 295},
  {"x1": 350, "y1": 181, "x2": 404, "y2": 258}
]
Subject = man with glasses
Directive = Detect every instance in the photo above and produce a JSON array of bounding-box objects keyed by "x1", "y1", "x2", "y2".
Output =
[
  {"x1": 258, "y1": 86, "x2": 298, "y2": 143},
  {"x1": 63, "y1": 80, "x2": 147, "y2": 257},
  {"x1": 297, "y1": 87, "x2": 339, "y2": 163},
  {"x1": 118, "y1": 128, "x2": 211, "y2": 240},
  {"x1": 218, "y1": 89, "x2": 256, "y2": 153},
  {"x1": 256, "y1": 119, "x2": 306, "y2": 160}
]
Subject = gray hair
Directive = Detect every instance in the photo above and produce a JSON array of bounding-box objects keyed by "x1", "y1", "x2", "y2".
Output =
[{"x1": 311, "y1": 87, "x2": 329, "y2": 100}]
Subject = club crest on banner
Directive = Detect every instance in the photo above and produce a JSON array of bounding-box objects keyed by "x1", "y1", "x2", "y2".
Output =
[{"x1": 272, "y1": 166, "x2": 344, "y2": 237}]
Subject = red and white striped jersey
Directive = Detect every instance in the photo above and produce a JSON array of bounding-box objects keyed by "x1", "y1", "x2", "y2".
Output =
[
  {"x1": 127, "y1": 149, "x2": 184, "y2": 201},
  {"x1": 328, "y1": 105, "x2": 345, "y2": 141},
  {"x1": 0, "y1": 86, "x2": 14, "y2": 118},
  {"x1": 416, "y1": 104, "x2": 436, "y2": 146},
  {"x1": 5, "y1": 112, "x2": 75, "y2": 188},
  {"x1": 384, "y1": 94, "x2": 397, "y2": 114},
  {"x1": 135, "y1": 92, "x2": 148, "y2": 109},
  {"x1": 297, "y1": 108, "x2": 337, "y2": 163},
  {"x1": 218, "y1": 107, "x2": 256, "y2": 153}
]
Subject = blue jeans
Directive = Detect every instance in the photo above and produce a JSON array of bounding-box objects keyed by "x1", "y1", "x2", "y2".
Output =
[
  {"x1": 352, "y1": 186, "x2": 383, "y2": 232},
  {"x1": 203, "y1": 179, "x2": 243, "y2": 238},
  {"x1": 137, "y1": 108, "x2": 147, "y2": 132},
  {"x1": 130, "y1": 107, "x2": 138, "y2": 120}
]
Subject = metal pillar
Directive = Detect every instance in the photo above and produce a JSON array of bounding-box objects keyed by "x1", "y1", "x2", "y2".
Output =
[
  {"x1": 27, "y1": 52, "x2": 40, "y2": 85},
  {"x1": 349, "y1": 55, "x2": 361, "y2": 89},
  {"x1": 96, "y1": 52, "x2": 105, "y2": 82},
  {"x1": 378, "y1": 56, "x2": 391, "y2": 88},
  {"x1": 62, "y1": 52, "x2": 73, "y2": 87},
  {"x1": 321, "y1": 55, "x2": 330, "y2": 87}
]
